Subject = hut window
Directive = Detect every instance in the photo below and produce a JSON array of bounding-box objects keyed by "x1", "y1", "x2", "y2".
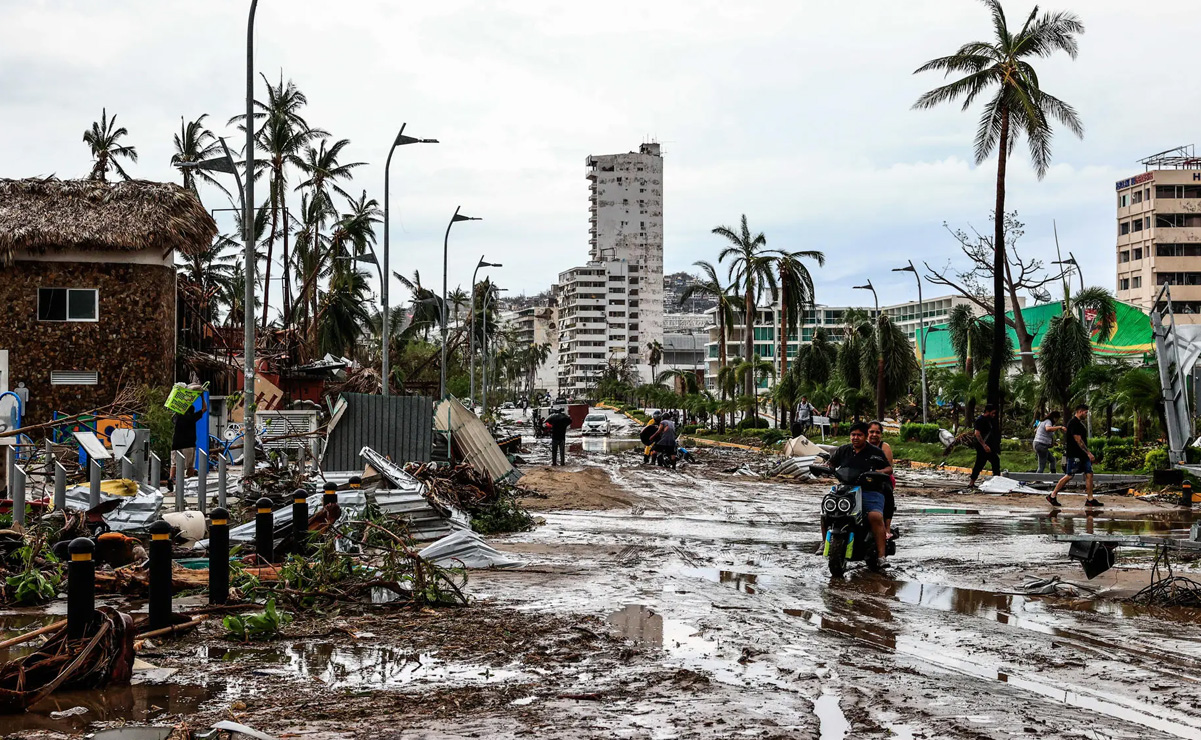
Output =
[{"x1": 37, "y1": 288, "x2": 98, "y2": 322}]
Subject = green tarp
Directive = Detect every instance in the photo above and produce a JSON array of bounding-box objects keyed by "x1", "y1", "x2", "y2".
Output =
[{"x1": 918, "y1": 300, "x2": 1154, "y2": 368}]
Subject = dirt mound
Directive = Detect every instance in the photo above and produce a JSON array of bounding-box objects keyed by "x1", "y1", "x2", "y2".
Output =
[{"x1": 517, "y1": 466, "x2": 634, "y2": 511}]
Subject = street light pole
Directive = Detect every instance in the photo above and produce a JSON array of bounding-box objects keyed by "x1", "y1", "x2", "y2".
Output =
[
  {"x1": 470, "y1": 257, "x2": 502, "y2": 407},
  {"x1": 894, "y1": 261, "x2": 928, "y2": 424},
  {"x1": 243, "y1": 0, "x2": 259, "y2": 481},
  {"x1": 853, "y1": 280, "x2": 879, "y2": 315},
  {"x1": 382, "y1": 124, "x2": 438, "y2": 396},
  {"x1": 481, "y1": 287, "x2": 508, "y2": 412},
  {"x1": 440, "y1": 207, "x2": 482, "y2": 399}
]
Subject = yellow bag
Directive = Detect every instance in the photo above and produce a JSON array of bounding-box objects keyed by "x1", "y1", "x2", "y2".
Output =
[{"x1": 165, "y1": 384, "x2": 201, "y2": 414}]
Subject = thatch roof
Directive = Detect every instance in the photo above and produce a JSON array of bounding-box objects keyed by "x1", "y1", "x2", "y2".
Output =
[{"x1": 0, "y1": 177, "x2": 218, "y2": 266}]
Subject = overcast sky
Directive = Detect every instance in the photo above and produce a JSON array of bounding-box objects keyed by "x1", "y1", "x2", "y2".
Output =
[{"x1": 1, "y1": 0, "x2": 1192, "y2": 313}]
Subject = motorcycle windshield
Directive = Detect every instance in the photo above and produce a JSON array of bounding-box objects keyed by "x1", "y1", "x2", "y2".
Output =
[{"x1": 834, "y1": 466, "x2": 869, "y2": 485}]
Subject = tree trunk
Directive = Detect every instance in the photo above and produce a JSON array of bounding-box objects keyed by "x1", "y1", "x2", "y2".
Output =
[
  {"x1": 965, "y1": 355, "x2": 977, "y2": 422},
  {"x1": 717, "y1": 310, "x2": 727, "y2": 435},
  {"x1": 876, "y1": 354, "x2": 886, "y2": 422},
  {"x1": 744, "y1": 285, "x2": 755, "y2": 407},
  {"x1": 261, "y1": 176, "x2": 279, "y2": 329},
  {"x1": 779, "y1": 282, "x2": 789, "y2": 377},
  {"x1": 1001, "y1": 255, "x2": 1036, "y2": 373},
  {"x1": 281, "y1": 185, "x2": 292, "y2": 329},
  {"x1": 987, "y1": 107, "x2": 1010, "y2": 409},
  {"x1": 1105, "y1": 404, "x2": 1114, "y2": 438}
]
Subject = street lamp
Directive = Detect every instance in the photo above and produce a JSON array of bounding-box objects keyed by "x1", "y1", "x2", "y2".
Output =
[
  {"x1": 893, "y1": 261, "x2": 928, "y2": 423},
  {"x1": 481, "y1": 287, "x2": 509, "y2": 412},
  {"x1": 382, "y1": 124, "x2": 438, "y2": 397},
  {"x1": 440, "y1": 207, "x2": 482, "y2": 399},
  {"x1": 470, "y1": 257, "x2": 502, "y2": 407},
  {"x1": 243, "y1": 0, "x2": 259, "y2": 482},
  {"x1": 853, "y1": 280, "x2": 879, "y2": 315},
  {"x1": 1053, "y1": 253, "x2": 1085, "y2": 294}
]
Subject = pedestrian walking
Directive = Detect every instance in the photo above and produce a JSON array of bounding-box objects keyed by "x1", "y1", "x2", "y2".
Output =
[
  {"x1": 792, "y1": 395, "x2": 815, "y2": 438},
  {"x1": 1033, "y1": 411, "x2": 1065, "y2": 474},
  {"x1": 826, "y1": 397, "x2": 843, "y2": 437},
  {"x1": 1047, "y1": 405, "x2": 1100, "y2": 508},
  {"x1": 968, "y1": 404, "x2": 1001, "y2": 488},
  {"x1": 640, "y1": 412, "x2": 662, "y2": 464},
  {"x1": 545, "y1": 407, "x2": 572, "y2": 466},
  {"x1": 169, "y1": 385, "x2": 207, "y2": 485},
  {"x1": 650, "y1": 412, "x2": 679, "y2": 469}
]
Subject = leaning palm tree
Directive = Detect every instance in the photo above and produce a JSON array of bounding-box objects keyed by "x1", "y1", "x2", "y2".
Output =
[
  {"x1": 914, "y1": 1, "x2": 1085, "y2": 407},
  {"x1": 83, "y1": 108, "x2": 138, "y2": 181},
  {"x1": 715, "y1": 215, "x2": 778, "y2": 406},
  {"x1": 657, "y1": 367, "x2": 700, "y2": 396},
  {"x1": 171, "y1": 114, "x2": 229, "y2": 195},
  {"x1": 775, "y1": 248, "x2": 825, "y2": 376},
  {"x1": 646, "y1": 341, "x2": 663, "y2": 384},
  {"x1": 1038, "y1": 286, "x2": 1116, "y2": 417},
  {"x1": 866, "y1": 315, "x2": 922, "y2": 422}
]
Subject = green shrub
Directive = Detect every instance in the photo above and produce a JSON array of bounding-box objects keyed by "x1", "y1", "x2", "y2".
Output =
[
  {"x1": 737, "y1": 417, "x2": 771, "y2": 430},
  {"x1": 758, "y1": 429, "x2": 786, "y2": 446},
  {"x1": 681, "y1": 424, "x2": 699, "y2": 434},
  {"x1": 223, "y1": 598, "x2": 291, "y2": 641},
  {"x1": 899, "y1": 423, "x2": 941, "y2": 444},
  {"x1": 1144, "y1": 448, "x2": 1170, "y2": 472},
  {"x1": 693, "y1": 428, "x2": 711, "y2": 436}
]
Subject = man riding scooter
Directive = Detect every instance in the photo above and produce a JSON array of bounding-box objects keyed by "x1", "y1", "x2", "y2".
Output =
[{"x1": 824, "y1": 421, "x2": 893, "y2": 570}]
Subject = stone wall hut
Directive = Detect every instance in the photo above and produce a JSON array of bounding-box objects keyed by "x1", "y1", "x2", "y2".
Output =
[{"x1": 0, "y1": 177, "x2": 217, "y2": 423}]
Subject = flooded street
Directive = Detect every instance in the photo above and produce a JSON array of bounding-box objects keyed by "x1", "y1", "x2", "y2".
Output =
[{"x1": 6, "y1": 409, "x2": 1201, "y2": 739}]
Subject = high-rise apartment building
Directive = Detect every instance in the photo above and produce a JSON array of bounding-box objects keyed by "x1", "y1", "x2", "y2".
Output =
[
  {"x1": 1115, "y1": 146, "x2": 1201, "y2": 322},
  {"x1": 499, "y1": 304, "x2": 559, "y2": 392},
  {"x1": 555, "y1": 143, "x2": 664, "y2": 396}
]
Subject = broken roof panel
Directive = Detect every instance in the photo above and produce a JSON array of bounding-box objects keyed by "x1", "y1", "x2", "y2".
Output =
[{"x1": 433, "y1": 396, "x2": 522, "y2": 485}]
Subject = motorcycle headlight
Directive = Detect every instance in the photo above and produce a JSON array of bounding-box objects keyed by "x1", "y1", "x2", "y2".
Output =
[
  {"x1": 822, "y1": 498, "x2": 837, "y2": 513},
  {"x1": 837, "y1": 498, "x2": 852, "y2": 513}
]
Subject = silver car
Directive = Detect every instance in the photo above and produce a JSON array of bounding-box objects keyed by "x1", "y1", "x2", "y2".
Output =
[{"x1": 581, "y1": 412, "x2": 611, "y2": 436}]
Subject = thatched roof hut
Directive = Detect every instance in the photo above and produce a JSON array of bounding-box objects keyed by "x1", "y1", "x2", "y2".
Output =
[{"x1": 0, "y1": 177, "x2": 217, "y2": 267}]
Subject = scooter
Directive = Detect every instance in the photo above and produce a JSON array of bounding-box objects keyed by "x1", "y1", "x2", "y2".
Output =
[{"x1": 811, "y1": 465, "x2": 896, "y2": 577}]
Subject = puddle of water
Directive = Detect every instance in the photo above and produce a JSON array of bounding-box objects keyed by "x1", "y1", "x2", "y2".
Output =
[
  {"x1": 572, "y1": 438, "x2": 642, "y2": 455},
  {"x1": 4, "y1": 683, "x2": 217, "y2": 736},
  {"x1": 783, "y1": 607, "x2": 1201, "y2": 739},
  {"x1": 919, "y1": 510, "x2": 1201, "y2": 540},
  {"x1": 198, "y1": 643, "x2": 521, "y2": 690},
  {"x1": 678, "y1": 567, "x2": 769, "y2": 594},
  {"x1": 814, "y1": 693, "x2": 850, "y2": 740}
]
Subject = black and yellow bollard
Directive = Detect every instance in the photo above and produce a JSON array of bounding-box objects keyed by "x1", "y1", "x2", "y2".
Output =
[
  {"x1": 292, "y1": 488, "x2": 309, "y2": 555},
  {"x1": 348, "y1": 476, "x2": 362, "y2": 490},
  {"x1": 67, "y1": 537, "x2": 96, "y2": 640},
  {"x1": 255, "y1": 497, "x2": 274, "y2": 564},
  {"x1": 148, "y1": 519, "x2": 173, "y2": 630},
  {"x1": 209, "y1": 507, "x2": 230, "y2": 605},
  {"x1": 1183, "y1": 481, "x2": 1194, "y2": 509},
  {"x1": 323, "y1": 481, "x2": 339, "y2": 507}
]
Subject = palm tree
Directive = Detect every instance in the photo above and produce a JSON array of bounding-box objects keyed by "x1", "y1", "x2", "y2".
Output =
[
  {"x1": 646, "y1": 341, "x2": 663, "y2": 383},
  {"x1": 177, "y1": 234, "x2": 239, "y2": 349},
  {"x1": 657, "y1": 367, "x2": 699, "y2": 396},
  {"x1": 733, "y1": 354, "x2": 776, "y2": 420},
  {"x1": 171, "y1": 114, "x2": 229, "y2": 196},
  {"x1": 1116, "y1": 367, "x2": 1162, "y2": 443},
  {"x1": 716, "y1": 364, "x2": 741, "y2": 432},
  {"x1": 448, "y1": 287, "x2": 470, "y2": 330},
  {"x1": 1039, "y1": 286, "x2": 1116, "y2": 417},
  {"x1": 316, "y1": 264, "x2": 373, "y2": 358},
  {"x1": 867, "y1": 315, "x2": 921, "y2": 422},
  {"x1": 680, "y1": 260, "x2": 737, "y2": 427},
  {"x1": 775, "y1": 248, "x2": 825, "y2": 377},
  {"x1": 715, "y1": 215, "x2": 778, "y2": 405},
  {"x1": 83, "y1": 108, "x2": 138, "y2": 181},
  {"x1": 794, "y1": 328, "x2": 837, "y2": 389},
  {"x1": 947, "y1": 304, "x2": 1011, "y2": 419},
  {"x1": 232, "y1": 73, "x2": 327, "y2": 329},
  {"x1": 914, "y1": 1, "x2": 1084, "y2": 407}
]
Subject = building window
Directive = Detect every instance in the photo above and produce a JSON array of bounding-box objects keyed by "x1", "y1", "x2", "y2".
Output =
[
  {"x1": 38, "y1": 288, "x2": 98, "y2": 322},
  {"x1": 50, "y1": 370, "x2": 99, "y2": 385},
  {"x1": 1133, "y1": 247, "x2": 1143, "y2": 260},
  {"x1": 1120, "y1": 251, "x2": 1130, "y2": 263},
  {"x1": 1120, "y1": 278, "x2": 1130, "y2": 291},
  {"x1": 1157, "y1": 213, "x2": 1201, "y2": 228},
  {"x1": 1132, "y1": 190, "x2": 1143, "y2": 204},
  {"x1": 1120, "y1": 221, "x2": 1130, "y2": 236},
  {"x1": 1119, "y1": 193, "x2": 1129, "y2": 208},
  {"x1": 1146, "y1": 188, "x2": 1152, "y2": 202},
  {"x1": 1132, "y1": 219, "x2": 1143, "y2": 233},
  {"x1": 1132, "y1": 276, "x2": 1142, "y2": 289}
]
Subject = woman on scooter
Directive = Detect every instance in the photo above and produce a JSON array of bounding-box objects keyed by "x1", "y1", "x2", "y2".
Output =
[{"x1": 867, "y1": 421, "x2": 897, "y2": 539}]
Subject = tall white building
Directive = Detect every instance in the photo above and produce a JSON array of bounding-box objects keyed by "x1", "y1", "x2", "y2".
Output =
[
  {"x1": 499, "y1": 304, "x2": 559, "y2": 393},
  {"x1": 555, "y1": 143, "x2": 665, "y2": 396}
]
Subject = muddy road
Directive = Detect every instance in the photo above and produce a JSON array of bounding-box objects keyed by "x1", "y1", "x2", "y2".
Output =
[{"x1": 5, "y1": 411, "x2": 1201, "y2": 739}]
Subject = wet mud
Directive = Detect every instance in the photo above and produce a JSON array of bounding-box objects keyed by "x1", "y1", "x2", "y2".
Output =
[{"x1": 8, "y1": 407, "x2": 1201, "y2": 738}]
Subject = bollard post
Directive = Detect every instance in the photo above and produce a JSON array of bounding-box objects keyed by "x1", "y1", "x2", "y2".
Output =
[
  {"x1": 89, "y1": 459, "x2": 102, "y2": 509},
  {"x1": 348, "y1": 475, "x2": 362, "y2": 491},
  {"x1": 322, "y1": 481, "x2": 338, "y2": 507},
  {"x1": 148, "y1": 452, "x2": 161, "y2": 490},
  {"x1": 4, "y1": 445, "x2": 14, "y2": 499},
  {"x1": 148, "y1": 520, "x2": 173, "y2": 630},
  {"x1": 209, "y1": 507, "x2": 229, "y2": 605},
  {"x1": 174, "y1": 451, "x2": 185, "y2": 512},
  {"x1": 255, "y1": 497, "x2": 274, "y2": 564},
  {"x1": 1182, "y1": 481, "x2": 1194, "y2": 509},
  {"x1": 120, "y1": 455, "x2": 134, "y2": 481},
  {"x1": 67, "y1": 537, "x2": 96, "y2": 640},
  {"x1": 12, "y1": 465, "x2": 26, "y2": 527},
  {"x1": 217, "y1": 455, "x2": 228, "y2": 510},
  {"x1": 292, "y1": 488, "x2": 309, "y2": 556},
  {"x1": 197, "y1": 453, "x2": 209, "y2": 516},
  {"x1": 53, "y1": 461, "x2": 66, "y2": 512}
]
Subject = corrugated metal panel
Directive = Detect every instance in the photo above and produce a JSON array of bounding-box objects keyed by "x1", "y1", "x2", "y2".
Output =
[
  {"x1": 256, "y1": 410, "x2": 319, "y2": 450},
  {"x1": 433, "y1": 396, "x2": 521, "y2": 485},
  {"x1": 323, "y1": 393, "x2": 433, "y2": 471}
]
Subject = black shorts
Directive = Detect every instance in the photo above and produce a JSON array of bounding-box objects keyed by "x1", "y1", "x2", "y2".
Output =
[{"x1": 654, "y1": 442, "x2": 677, "y2": 455}]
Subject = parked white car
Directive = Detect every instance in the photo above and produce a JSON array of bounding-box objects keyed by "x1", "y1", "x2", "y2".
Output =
[{"x1": 582, "y1": 412, "x2": 611, "y2": 436}]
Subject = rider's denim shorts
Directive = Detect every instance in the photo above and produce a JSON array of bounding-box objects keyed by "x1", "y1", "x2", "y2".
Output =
[{"x1": 861, "y1": 490, "x2": 886, "y2": 514}]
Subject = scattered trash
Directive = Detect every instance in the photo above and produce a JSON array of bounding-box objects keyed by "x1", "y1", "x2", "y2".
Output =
[
  {"x1": 979, "y1": 476, "x2": 1043, "y2": 494},
  {"x1": 782, "y1": 436, "x2": 825, "y2": 457},
  {"x1": 434, "y1": 396, "x2": 522, "y2": 485},
  {"x1": 420, "y1": 530, "x2": 522, "y2": 569},
  {"x1": 48, "y1": 705, "x2": 88, "y2": 719}
]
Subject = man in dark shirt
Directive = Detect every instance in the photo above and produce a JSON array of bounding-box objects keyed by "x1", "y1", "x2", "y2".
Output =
[
  {"x1": 968, "y1": 404, "x2": 1001, "y2": 488},
  {"x1": 826, "y1": 422, "x2": 893, "y2": 569},
  {"x1": 545, "y1": 408, "x2": 572, "y2": 466},
  {"x1": 169, "y1": 388, "x2": 207, "y2": 482},
  {"x1": 1048, "y1": 404, "x2": 1099, "y2": 507}
]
